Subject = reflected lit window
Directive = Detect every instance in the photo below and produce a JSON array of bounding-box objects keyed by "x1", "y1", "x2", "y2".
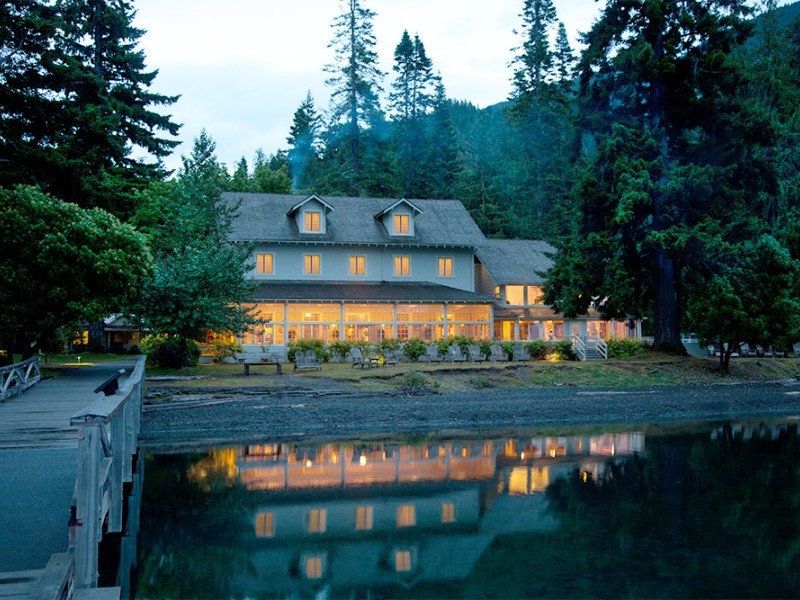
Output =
[
  {"x1": 396, "y1": 504, "x2": 416, "y2": 528},
  {"x1": 395, "y1": 549, "x2": 413, "y2": 572},
  {"x1": 304, "y1": 553, "x2": 326, "y2": 579},
  {"x1": 356, "y1": 506, "x2": 373, "y2": 530},
  {"x1": 307, "y1": 508, "x2": 327, "y2": 533},
  {"x1": 441, "y1": 502, "x2": 456, "y2": 524},
  {"x1": 255, "y1": 511, "x2": 274, "y2": 537}
]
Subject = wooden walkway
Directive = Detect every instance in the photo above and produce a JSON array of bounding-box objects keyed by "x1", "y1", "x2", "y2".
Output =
[{"x1": 0, "y1": 358, "x2": 138, "y2": 596}]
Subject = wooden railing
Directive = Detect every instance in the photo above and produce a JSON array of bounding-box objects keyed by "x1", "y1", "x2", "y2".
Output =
[
  {"x1": 0, "y1": 356, "x2": 41, "y2": 401},
  {"x1": 572, "y1": 334, "x2": 586, "y2": 361},
  {"x1": 69, "y1": 355, "x2": 146, "y2": 592}
]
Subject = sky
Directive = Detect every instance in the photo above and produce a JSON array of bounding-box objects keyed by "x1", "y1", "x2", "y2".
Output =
[
  {"x1": 130, "y1": 0, "x2": 784, "y2": 174},
  {"x1": 131, "y1": 0, "x2": 605, "y2": 173}
]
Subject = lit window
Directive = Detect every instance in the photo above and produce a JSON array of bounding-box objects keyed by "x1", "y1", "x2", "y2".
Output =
[
  {"x1": 256, "y1": 253, "x2": 273, "y2": 274},
  {"x1": 394, "y1": 256, "x2": 410, "y2": 277},
  {"x1": 356, "y1": 506, "x2": 373, "y2": 530},
  {"x1": 255, "y1": 512, "x2": 274, "y2": 537},
  {"x1": 438, "y1": 257, "x2": 453, "y2": 278},
  {"x1": 304, "y1": 211, "x2": 321, "y2": 232},
  {"x1": 304, "y1": 254, "x2": 320, "y2": 275},
  {"x1": 349, "y1": 255, "x2": 365, "y2": 276},
  {"x1": 441, "y1": 502, "x2": 455, "y2": 524},
  {"x1": 394, "y1": 214, "x2": 409, "y2": 234},
  {"x1": 304, "y1": 554, "x2": 325, "y2": 579},
  {"x1": 307, "y1": 509, "x2": 327, "y2": 533},
  {"x1": 395, "y1": 550, "x2": 413, "y2": 572},
  {"x1": 396, "y1": 504, "x2": 416, "y2": 528},
  {"x1": 506, "y1": 285, "x2": 525, "y2": 306}
]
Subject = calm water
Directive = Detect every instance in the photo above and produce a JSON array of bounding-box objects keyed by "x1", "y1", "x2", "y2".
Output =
[{"x1": 135, "y1": 420, "x2": 800, "y2": 599}]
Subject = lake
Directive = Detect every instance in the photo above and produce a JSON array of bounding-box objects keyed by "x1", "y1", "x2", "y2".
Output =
[{"x1": 134, "y1": 419, "x2": 799, "y2": 598}]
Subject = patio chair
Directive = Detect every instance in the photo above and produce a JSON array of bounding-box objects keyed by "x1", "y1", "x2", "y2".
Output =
[
  {"x1": 468, "y1": 344, "x2": 487, "y2": 362},
  {"x1": 294, "y1": 350, "x2": 322, "y2": 371},
  {"x1": 489, "y1": 344, "x2": 509, "y2": 362},
  {"x1": 707, "y1": 345, "x2": 718, "y2": 357},
  {"x1": 757, "y1": 345, "x2": 773, "y2": 358},
  {"x1": 425, "y1": 345, "x2": 444, "y2": 362},
  {"x1": 739, "y1": 343, "x2": 757, "y2": 358},
  {"x1": 447, "y1": 345, "x2": 467, "y2": 362},
  {"x1": 512, "y1": 344, "x2": 531, "y2": 361},
  {"x1": 383, "y1": 349, "x2": 400, "y2": 366},
  {"x1": 349, "y1": 347, "x2": 369, "y2": 368},
  {"x1": 772, "y1": 346, "x2": 787, "y2": 358}
]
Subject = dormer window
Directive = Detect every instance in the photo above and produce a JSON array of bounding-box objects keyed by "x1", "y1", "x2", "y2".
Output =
[
  {"x1": 394, "y1": 214, "x2": 409, "y2": 235},
  {"x1": 304, "y1": 211, "x2": 321, "y2": 233}
]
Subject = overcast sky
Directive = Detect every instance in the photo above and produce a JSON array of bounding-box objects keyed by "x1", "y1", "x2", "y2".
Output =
[{"x1": 130, "y1": 0, "x2": 778, "y2": 173}]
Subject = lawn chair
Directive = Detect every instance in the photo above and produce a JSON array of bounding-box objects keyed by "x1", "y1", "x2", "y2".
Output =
[
  {"x1": 382, "y1": 349, "x2": 400, "y2": 366},
  {"x1": 513, "y1": 344, "x2": 531, "y2": 361},
  {"x1": 349, "y1": 347, "x2": 369, "y2": 368},
  {"x1": 468, "y1": 344, "x2": 487, "y2": 362},
  {"x1": 294, "y1": 350, "x2": 322, "y2": 371},
  {"x1": 489, "y1": 344, "x2": 509, "y2": 362},
  {"x1": 772, "y1": 346, "x2": 787, "y2": 358},
  {"x1": 757, "y1": 345, "x2": 773, "y2": 358},
  {"x1": 425, "y1": 345, "x2": 444, "y2": 362},
  {"x1": 447, "y1": 345, "x2": 467, "y2": 362},
  {"x1": 739, "y1": 343, "x2": 757, "y2": 358},
  {"x1": 707, "y1": 345, "x2": 718, "y2": 357}
]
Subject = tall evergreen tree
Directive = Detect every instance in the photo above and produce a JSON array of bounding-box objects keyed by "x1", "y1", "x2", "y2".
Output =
[
  {"x1": 425, "y1": 81, "x2": 460, "y2": 199},
  {"x1": 545, "y1": 0, "x2": 775, "y2": 352},
  {"x1": 286, "y1": 91, "x2": 322, "y2": 192},
  {"x1": 323, "y1": 0, "x2": 384, "y2": 192},
  {"x1": 511, "y1": 0, "x2": 558, "y2": 105}
]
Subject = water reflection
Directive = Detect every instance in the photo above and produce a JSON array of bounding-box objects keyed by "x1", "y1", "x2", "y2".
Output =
[{"x1": 136, "y1": 421, "x2": 799, "y2": 599}]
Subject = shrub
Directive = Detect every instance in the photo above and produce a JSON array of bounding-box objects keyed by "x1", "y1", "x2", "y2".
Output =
[
  {"x1": 437, "y1": 335, "x2": 473, "y2": 355},
  {"x1": 471, "y1": 376, "x2": 494, "y2": 389},
  {"x1": 328, "y1": 340, "x2": 354, "y2": 361},
  {"x1": 287, "y1": 338, "x2": 330, "y2": 362},
  {"x1": 525, "y1": 339, "x2": 550, "y2": 360},
  {"x1": 141, "y1": 334, "x2": 201, "y2": 368},
  {"x1": 403, "y1": 338, "x2": 427, "y2": 361},
  {"x1": 606, "y1": 338, "x2": 649, "y2": 358},
  {"x1": 550, "y1": 340, "x2": 576, "y2": 361},
  {"x1": 379, "y1": 338, "x2": 402, "y2": 352},
  {"x1": 402, "y1": 370, "x2": 429, "y2": 389},
  {"x1": 208, "y1": 339, "x2": 242, "y2": 363}
]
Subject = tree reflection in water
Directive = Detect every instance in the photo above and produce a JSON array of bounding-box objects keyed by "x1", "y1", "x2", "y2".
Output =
[{"x1": 136, "y1": 422, "x2": 799, "y2": 599}]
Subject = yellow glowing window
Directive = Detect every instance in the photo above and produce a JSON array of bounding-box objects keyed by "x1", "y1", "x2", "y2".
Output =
[
  {"x1": 356, "y1": 506, "x2": 373, "y2": 530},
  {"x1": 256, "y1": 253, "x2": 273, "y2": 274},
  {"x1": 394, "y1": 256, "x2": 410, "y2": 277},
  {"x1": 255, "y1": 512, "x2": 274, "y2": 537},
  {"x1": 395, "y1": 550, "x2": 412, "y2": 572},
  {"x1": 305, "y1": 555, "x2": 324, "y2": 579},
  {"x1": 394, "y1": 214, "x2": 409, "y2": 234},
  {"x1": 349, "y1": 255, "x2": 365, "y2": 276},
  {"x1": 304, "y1": 211, "x2": 321, "y2": 232},
  {"x1": 396, "y1": 504, "x2": 416, "y2": 528},
  {"x1": 304, "y1": 254, "x2": 320, "y2": 275},
  {"x1": 441, "y1": 502, "x2": 455, "y2": 523},
  {"x1": 506, "y1": 285, "x2": 525, "y2": 306},
  {"x1": 307, "y1": 509, "x2": 327, "y2": 533},
  {"x1": 438, "y1": 257, "x2": 453, "y2": 277}
]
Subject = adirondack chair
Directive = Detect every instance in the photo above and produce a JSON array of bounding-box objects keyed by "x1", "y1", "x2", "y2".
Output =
[
  {"x1": 739, "y1": 343, "x2": 757, "y2": 358},
  {"x1": 382, "y1": 349, "x2": 400, "y2": 366},
  {"x1": 349, "y1": 347, "x2": 369, "y2": 368},
  {"x1": 512, "y1": 344, "x2": 531, "y2": 361},
  {"x1": 425, "y1": 345, "x2": 444, "y2": 362},
  {"x1": 772, "y1": 346, "x2": 787, "y2": 358},
  {"x1": 447, "y1": 345, "x2": 467, "y2": 362},
  {"x1": 707, "y1": 345, "x2": 718, "y2": 357},
  {"x1": 294, "y1": 350, "x2": 322, "y2": 370},
  {"x1": 489, "y1": 344, "x2": 509, "y2": 362},
  {"x1": 468, "y1": 344, "x2": 487, "y2": 362},
  {"x1": 756, "y1": 345, "x2": 772, "y2": 358}
]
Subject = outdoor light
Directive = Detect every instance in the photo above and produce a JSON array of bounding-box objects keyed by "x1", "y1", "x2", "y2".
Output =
[
  {"x1": 305, "y1": 459, "x2": 312, "y2": 468},
  {"x1": 359, "y1": 455, "x2": 367, "y2": 467}
]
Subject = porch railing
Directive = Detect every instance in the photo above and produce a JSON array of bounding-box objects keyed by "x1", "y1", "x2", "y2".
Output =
[
  {"x1": 0, "y1": 356, "x2": 41, "y2": 401},
  {"x1": 572, "y1": 334, "x2": 586, "y2": 361}
]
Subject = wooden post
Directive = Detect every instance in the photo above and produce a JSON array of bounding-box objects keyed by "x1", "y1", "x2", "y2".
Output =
[{"x1": 74, "y1": 423, "x2": 101, "y2": 588}]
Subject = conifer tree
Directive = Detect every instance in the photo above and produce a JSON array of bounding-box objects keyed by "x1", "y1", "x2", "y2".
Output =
[{"x1": 287, "y1": 92, "x2": 322, "y2": 192}]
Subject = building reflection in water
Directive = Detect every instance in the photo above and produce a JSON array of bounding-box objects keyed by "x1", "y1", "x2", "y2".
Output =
[{"x1": 183, "y1": 431, "x2": 645, "y2": 595}]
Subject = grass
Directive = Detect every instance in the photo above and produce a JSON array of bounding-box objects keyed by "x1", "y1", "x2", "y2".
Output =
[{"x1": 141, "y1": 352, "x2": 800, "y2": 394}]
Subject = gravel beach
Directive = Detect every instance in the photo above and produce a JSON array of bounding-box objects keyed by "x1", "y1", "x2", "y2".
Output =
[{"x1": 140, "y1": 377, "x2": 800, "y2": 450}]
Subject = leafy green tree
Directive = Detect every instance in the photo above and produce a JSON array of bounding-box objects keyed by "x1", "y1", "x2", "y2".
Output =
[
  {"x1": 0, "y1": 185, "x2": 151, "y2": 362},
  {"x1": 545, "y1": 0, "x2": 770, "y2": 352},
  {"x1": 0, "y1": 0, "x2": 179, "y2": 218},
  {"x1": 250, "y1": 149, "x2": 292, "y2": 193},
  {"x1": 130, "y1": 133, "x2": 257, "y2": 367}
]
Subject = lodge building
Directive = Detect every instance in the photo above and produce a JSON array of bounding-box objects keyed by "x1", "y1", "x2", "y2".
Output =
[{"x1": 228, "y1": 193, "x2": 640, "y2": 356}]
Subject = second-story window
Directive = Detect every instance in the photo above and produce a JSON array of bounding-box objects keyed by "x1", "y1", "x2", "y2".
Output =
[
  {"x1": 394, "y1": 214, "x2": 409, "y2": 234},
  {"x1": 349, "y1": 255, "x2": 365, "y2": 276},
  {"x1": 438, "y1": 257, "x2": 453, "y2": 277},
  {"x1": 304, "y1": 254, "x2": 320, "y2": 275},
  {"x1": 394, "y1": 256, "x2": 410, "y2": 277},
  {"x1": 256, "y1": 253, "x2": 273, "y2": 274},
  {"x1": 304, "y1": 211, "x2": 321, "y2": 233}
]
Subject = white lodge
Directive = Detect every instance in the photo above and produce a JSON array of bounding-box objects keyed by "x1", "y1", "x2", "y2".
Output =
[{"x1": 227, "y1": 193, "x2": 640, "y2": 357}]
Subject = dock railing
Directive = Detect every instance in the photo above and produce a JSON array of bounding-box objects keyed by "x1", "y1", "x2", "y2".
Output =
[
  {"x1": 0, "y1": 355, "x2": 41, "y2": 401},
  {"x1": 69, "y1": 355, "x2": 146, "y2": 591}
]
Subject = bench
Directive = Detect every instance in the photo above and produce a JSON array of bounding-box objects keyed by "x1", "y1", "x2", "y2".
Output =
[
  {"x1": 294, "y1": 351, "x2": 322, "y2": 371},
  {"x1": 243, "y1": 361, "x2": 283, "y2": 376}
]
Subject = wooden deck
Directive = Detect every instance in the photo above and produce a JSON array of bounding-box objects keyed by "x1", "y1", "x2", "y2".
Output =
[{"x1": 0, "y1": 358, "x2": 138, "y2": 597}]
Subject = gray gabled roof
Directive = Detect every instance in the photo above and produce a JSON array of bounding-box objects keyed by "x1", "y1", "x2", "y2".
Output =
[
  {"x1": 225, "y1": 193, "x2": 486, "y2": 248},
  {"x1": 251, "y1": 281, "x2": 494, "y2": 303},
  {"x1": 476, "y1": 239, "x2": 556, "y2": 285}
]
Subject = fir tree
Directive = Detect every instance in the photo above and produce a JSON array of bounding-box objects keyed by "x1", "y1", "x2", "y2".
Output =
[{"x1": 287, "y1": 91, "x2": 322, "y2": 192}]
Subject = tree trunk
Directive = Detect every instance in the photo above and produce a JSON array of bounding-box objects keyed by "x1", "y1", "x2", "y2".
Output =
[{"x1": 652, "y1": 247, "x2": 686, "y2": 353}]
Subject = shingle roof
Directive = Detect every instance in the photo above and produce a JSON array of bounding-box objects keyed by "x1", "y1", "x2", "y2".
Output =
[
  {"x1": 251, "y1": 281, "x2": 494, "y2": 303},
  {"x1": 476, "y1": 239, "x2": 556, "y2": 285},
  {"x1": 225, "y1": 193, "x2": 487, "y2": 247}
]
